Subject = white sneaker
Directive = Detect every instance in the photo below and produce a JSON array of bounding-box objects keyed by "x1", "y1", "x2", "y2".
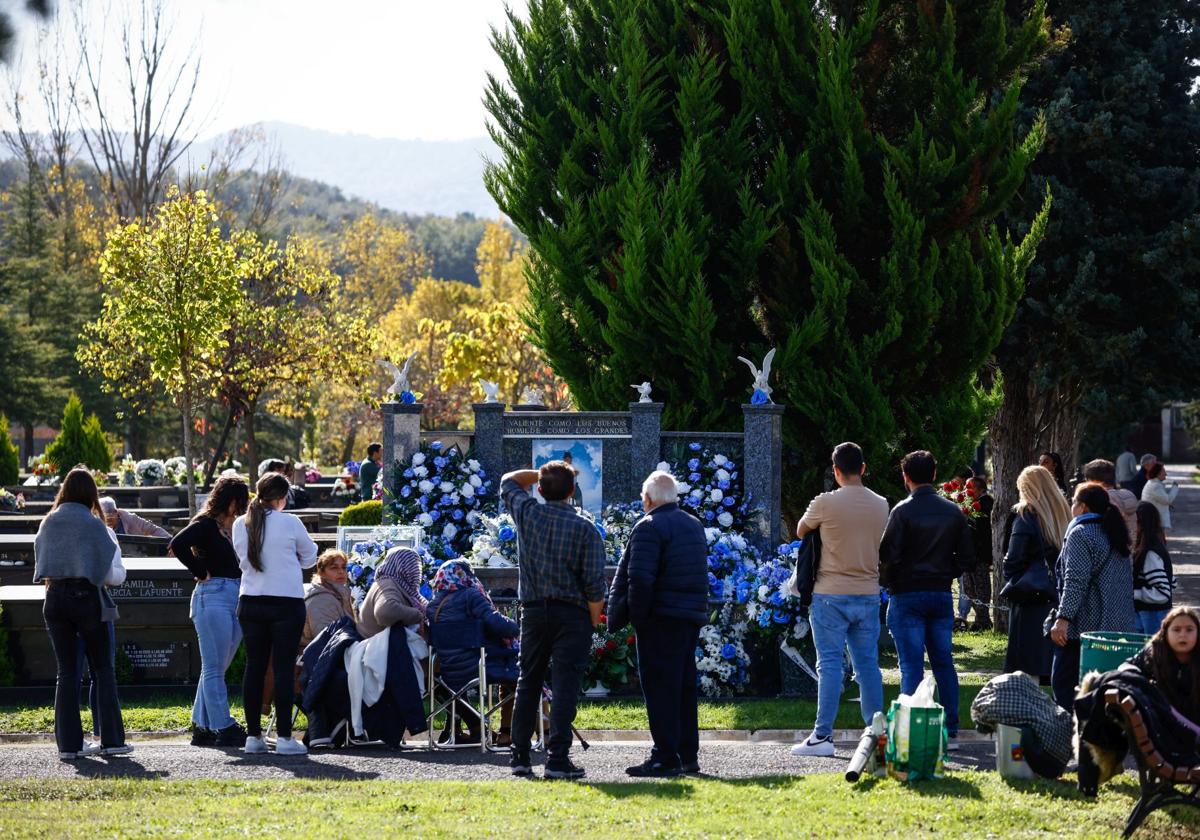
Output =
[
  {"x1": 243, "y1": 736, "x2": 268, "y2": 754},
  {"x1": 100, "y1": 744, "x2": 133, "y2": 757},
  {"x1": 790, "y1": 733, "x2": 835, "y2": 757},
  {"x1": 77, "y1": 742, "x2": 102, "y2": 757},
  {"x1": 274, "y1": 736, "x2": 307, "y2": 756}
]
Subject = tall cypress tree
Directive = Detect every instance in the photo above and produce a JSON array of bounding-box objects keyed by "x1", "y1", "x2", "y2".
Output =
[
  {"x1": 990, "y1": 0, "x2": 1200, "y2": 501},
  {"x1": 487, "y1": 1, "x2": 1051, "y2": 502}
]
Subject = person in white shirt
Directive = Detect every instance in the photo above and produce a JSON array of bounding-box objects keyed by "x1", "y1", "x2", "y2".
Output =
[
  {"x1": 1115, "y1": 447, "x2": 1138, "y2": 488},
  {"x1": 1140, "y1": 463, "x2": 1180, "y2": 532},
  {"x1": 232, "y1": 473, "x2": 318, "y2": 756}
]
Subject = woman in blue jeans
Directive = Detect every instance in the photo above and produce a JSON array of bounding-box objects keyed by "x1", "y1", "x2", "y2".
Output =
[{"x1": 169, "y1": 476, "x2": 251, "y2": 747}]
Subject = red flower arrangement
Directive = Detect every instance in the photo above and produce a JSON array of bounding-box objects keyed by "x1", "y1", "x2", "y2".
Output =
[{"x1": 937, "y1": 478, "x2": 982, "y2": 519}]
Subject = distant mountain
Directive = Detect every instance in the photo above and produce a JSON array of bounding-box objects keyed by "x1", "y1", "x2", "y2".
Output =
[{"x1": 195, "y1": 122, "x2": 501, "y2": 218}]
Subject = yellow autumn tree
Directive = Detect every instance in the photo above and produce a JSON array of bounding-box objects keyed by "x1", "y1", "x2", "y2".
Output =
[{"x1": 337, "y1": 213, "x2": 432, "y2": 311}]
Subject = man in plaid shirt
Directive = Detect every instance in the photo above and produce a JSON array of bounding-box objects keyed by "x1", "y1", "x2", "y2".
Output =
[{"x1": 502, "y1": 462, "x2": 606, "y2": 780}]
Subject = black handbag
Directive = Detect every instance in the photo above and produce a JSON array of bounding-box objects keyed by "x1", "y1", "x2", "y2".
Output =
[{"x1": 1000, "y1": 528, "x2": 1056, "y2": 605}]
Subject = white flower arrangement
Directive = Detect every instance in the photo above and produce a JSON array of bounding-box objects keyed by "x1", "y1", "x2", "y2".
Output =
[
  {"x1": 468, "y1": 512, "x2": 519, "y2": 567},
  {"x1": 135, "y1": 459, "x2": 167, "y2": 487}
]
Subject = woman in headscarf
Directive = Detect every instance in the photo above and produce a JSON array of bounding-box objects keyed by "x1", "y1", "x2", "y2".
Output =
[
  {"x1": 427, "y1": 559, "x2": 519, "y2": 745},
  {"x1": 356, "y1": 547, "x2": 427, "y2": 639}
]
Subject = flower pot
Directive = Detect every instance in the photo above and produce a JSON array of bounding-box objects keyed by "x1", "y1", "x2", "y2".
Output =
[{"x1": 584, "y1": 684, "x2": 610, "y2": 698}]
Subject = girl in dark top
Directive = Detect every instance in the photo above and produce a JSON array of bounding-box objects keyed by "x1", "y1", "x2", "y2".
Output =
[
  {"x1": 1131, "y1": 502, "x2": 1173, "y2": 635},
  {"x1": 168, "y1": 476, "x2": 250, "y2": 747},
  {"x1": 1038, "y1": 451, "x2": 1070, "y2": 498},
  {"x1": 1128, "y1": 606, "x2": 1200, "y2": 728}
]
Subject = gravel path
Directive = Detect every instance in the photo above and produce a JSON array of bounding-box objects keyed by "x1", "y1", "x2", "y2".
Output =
[{"x1": 0, "y1": 740, "x2": 997, "y2": 782}]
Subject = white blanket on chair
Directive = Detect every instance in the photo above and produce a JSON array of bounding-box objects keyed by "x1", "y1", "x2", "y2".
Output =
[{"x1": 345, "y1": 630, "x2": 390, "y2": 737}]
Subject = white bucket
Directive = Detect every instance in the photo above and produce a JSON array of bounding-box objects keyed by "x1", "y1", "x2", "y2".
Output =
[{"x1": 996, "y1": 723, "x2": 1035, "y2": 779}]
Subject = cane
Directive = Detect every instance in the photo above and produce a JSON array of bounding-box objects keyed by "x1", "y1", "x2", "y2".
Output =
[{"x1": 541, "y1": 687, "x2": 591, "y2": 750}]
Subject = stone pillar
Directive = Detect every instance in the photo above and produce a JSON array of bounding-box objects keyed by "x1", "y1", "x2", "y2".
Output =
[
  {"x1": 381, "y1": 402, "x2": 423, "y2": 524},
  {"x1": 629, "y1": 401, "x2": 664, "y2": 498},
  {"x1": 472, "y1": 402, "x2": 506, "y2": 498},
  {"x1": 1161, "y1": 405, "x2": 1173, "y2": 460},
  {"x1": 742, "y1": 403, "x2": 785, "y2": 551}
]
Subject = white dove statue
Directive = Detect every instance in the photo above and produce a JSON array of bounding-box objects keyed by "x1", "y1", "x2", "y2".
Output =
[
  {"x1": 631, "y1": 381, "x2": 653, "y2": 403},
  {"x1": 736, "y1": 347, "x2": 777, "y2": 404},
  {"x1": 480, "y1": 380, "x2": 501, "y2": 404},
  {"x1": 376, "y1": 351, "x2": 418, "y2": 400},
  {"x1": 519, "y1": 387, "x2": 544, "y2": 406}
]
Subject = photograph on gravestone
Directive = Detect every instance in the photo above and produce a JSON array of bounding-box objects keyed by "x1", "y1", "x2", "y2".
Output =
[
  {"x1": 532, "y1": 439, "x2": 602, "y2": 513},
  {"x1": 336, "y1": 525, "x2": 423, "y2": 555}
]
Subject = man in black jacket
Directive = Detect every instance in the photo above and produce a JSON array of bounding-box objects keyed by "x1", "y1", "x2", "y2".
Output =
[
  {"x1": 880, "y1": 451, "x2": 975, "y2": 741},
  {"x1": 607, "y1": 470, "x2": 708, "y2": 777}
]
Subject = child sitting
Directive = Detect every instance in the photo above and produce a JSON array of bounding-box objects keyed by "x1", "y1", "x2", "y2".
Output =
[{"x1": 1127, "y1": 606, "x2": 1200, "y2": 731}]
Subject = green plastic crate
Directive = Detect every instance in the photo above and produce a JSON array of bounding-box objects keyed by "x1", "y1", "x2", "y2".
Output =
[{"x1": 1079, "y1": 631, "x2": 1150, "y2": 678}]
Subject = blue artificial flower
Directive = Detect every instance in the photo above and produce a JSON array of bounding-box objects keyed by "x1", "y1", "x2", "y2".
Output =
[
  {"x1": 430, "y1": 441, "x2": 443, "y2": 451},
  {"x1": 718, "y1": 480, "x2": 730, "y2": 490},
  {"x1": 695, "y1": 647, "x2": 704, "y2": 659},
  {"x1": 689, "y1": 442, "x2": 702, "y2": 451},
  {"x1": 720, "y1": 643, "x2": 737, "y2": 660},
  {"x1": 452, "y1": 508, "x2": 464, "y2": 521},
  {"x1": 751, "y1": 389, "x2": 769, "y2": 405},
  {"x1": 688, "y1": 472, "x2": 701, "y2": 483},
  {"x1": 419, "y1": 582, "x2": 433, "y2": 599},
  {"x1": 704, "y1": 510, "x2": 715, "y2": 521},
  {"x1": 498, "y1": 525, "x2": 516, "y2": 541},
  {"x1": 707, "y1": 572, "x2": 723, "y2": 597},
  {"x1": 434, "y1": 456, "x2": 448, "y2": 469},
  {"x1": 723, "y1": 497, "x2": 735, "y2": 508},
  {"x1": 772, "y1": 611, "x2": 790, "y2": 624},
  {"x1": 758, "y1": 612, "x2": 772, "y2": 628},
  {"x1": 403, "y1": 469, "x2": 414, "y2": 479},
  {"x1": 400, "y1": 485, "x2": 411, "y2": 497},
  {"x1": 430, "y1": 509, "x2": 440, "y2": 521},
  {"x1": 352, "y1": 542, "x2": 367, "y2": 554},
  {"x1": 687, "y1": 458, "x2": 700, "y2": 471},
  {"x1": 399, "y1": 391, "x2": 416, "y2": 404}
]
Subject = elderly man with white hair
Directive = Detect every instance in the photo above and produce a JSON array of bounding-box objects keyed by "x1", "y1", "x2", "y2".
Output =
[
  {"x1": 606, "y1": 469, "x2": 708, "y2": 777},
  {"x1": 98, "y1": 497, "x2": 170, "y2": 538},
  {"x1": 1128, "y1": 453, "x2": 1157, "y2": 500}
]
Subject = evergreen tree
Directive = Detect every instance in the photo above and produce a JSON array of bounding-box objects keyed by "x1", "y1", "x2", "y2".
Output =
[
  {"x1": 44, "y1": 393, "x2": 88, "y2": 477},
  {"x1": 0, "y1": 415, "x2": 18, "y2": 485},
  {"x1": 81, "y1": 413, "x2": 113, "y2": 474},
  {"x1": 990, "y1": 1, "x2": 1200, "y2": 520},
  {"x1": 486, "y1": 0, "x2": 1051, "y2": 499}
]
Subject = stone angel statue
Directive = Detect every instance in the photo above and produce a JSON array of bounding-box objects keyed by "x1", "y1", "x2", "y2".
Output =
[
  {"x1": 479, "y1": 380, "x2": 501, "y2": 404},
  {"x1": 519, "y1": 387, "x2": 544, "y2": 406},
  {"x1": 736, "y1": 348, "x2": 776, "y2": 404},
  {"x1": 376, "y1": 351, "x2": 417, "y2": 400},
  {"x1": 630, "y1": 381, "x2": 653, "y2": 403}
]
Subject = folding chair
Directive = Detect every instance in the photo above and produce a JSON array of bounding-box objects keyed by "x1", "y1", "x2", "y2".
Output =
[{"x1": 426, "y1": 620, "x2": 528, "y2": 753}]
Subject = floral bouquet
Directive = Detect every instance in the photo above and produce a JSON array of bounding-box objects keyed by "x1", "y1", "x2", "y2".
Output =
[
  {"x1": 136, "y1": 458, "x2": 167, "y2": 487},
  {"x1": 331, "y1": 473, "x2": 358, "y2": 499},
  {"x1": 164, "y1": 457, "x2": 202, "y2": 486},
  {"x1": 118, "y1": 455, "x2": 138, "y2": 487},
  {"x1": 344, "y1": 460, "x2": 361, "y2": 478},
  {"x1": 732, "y1": 543, "x2": 810, "y2": 650},
  {"x1": 704, "y1": 529, "x2": 761, "y2": 599},
  {"x1": 304, "y1": 465, "x2": 322, "y2": 484},
  {"x1": 661, "y1": 443, "x2": 753, "y2": 530},
  {"x1": 937, "y1": 478, "x2": 982, "y2": 519},
  {"x1": 599, "y1": 501, "x2": 643, "y2": 564},
  {"x1": 28, "y1": 456, "x2": 57, "y2": 485},
  {"x1": 696, "y1": 602, "x2": 751, "y2": 697},
  {"x1": 0, "y1": 488, "x2": 23, "y2": 512},
  {"x1": 469, "y1": 512, "x2": 519, "y2": 566},
  {"x1": 587, "y1": 618, "x2": 638, "y2": 691},
  {"x1": 388, "y1": 441, "x2": 495, "y2": 558}
]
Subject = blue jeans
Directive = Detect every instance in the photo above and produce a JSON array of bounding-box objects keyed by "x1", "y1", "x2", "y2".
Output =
[
  {"x1": 809, "y1": 594, "x2": 884, "y2": 739},
  {"x1": 1135, "y1": 609, "x2": 1168, "y2": 636},
  {"x1": 886, "y1": 591, "x2": 959, "y2": 734},
  {"x1": 191, "y1": 577, "x2": 242, "y2": 730},
  {"x1": 75, "y1": 622, "x2": 117, "y2": 737}
]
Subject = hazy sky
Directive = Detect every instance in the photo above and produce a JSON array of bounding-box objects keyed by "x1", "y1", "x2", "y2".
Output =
[{"x1": 8, "y1": 0, "x2": 525, "y2": 141}]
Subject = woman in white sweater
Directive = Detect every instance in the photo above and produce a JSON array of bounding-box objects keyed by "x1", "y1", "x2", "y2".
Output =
[
  {"x1": 232, "y1": 473, "x2": 318, "y2": 756},
  {"x1": 1140, "y1": 463, "x2": 1180, "y2": 532}
]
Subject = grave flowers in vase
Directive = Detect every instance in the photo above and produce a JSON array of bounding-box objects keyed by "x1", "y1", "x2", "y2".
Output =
[{"x1": 388, "y1": 440, "x2": 496, "y2": 559}]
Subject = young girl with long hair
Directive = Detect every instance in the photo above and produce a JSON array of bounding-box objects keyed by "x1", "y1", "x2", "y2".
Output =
[
  {"x1": 231, "y1": 473, "x2": 318, "y2": 755},
  {"x1": 1128, "y1": 607, "x2": 1200, "y2": 727},
  {"x1": 1131, "y1": 502, "x2": 1173, "y2": 636},
  {"x1": 168, "y1": 475, "x2": 251, "y2": 747}
]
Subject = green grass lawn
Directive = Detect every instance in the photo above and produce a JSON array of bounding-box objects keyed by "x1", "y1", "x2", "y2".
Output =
[
  {"x1": 2, "y1": 776, "x2": 1197, "y2": 839},
  {"x1": 0, "y1": 632, "x2": 1010, "y2": 734}
]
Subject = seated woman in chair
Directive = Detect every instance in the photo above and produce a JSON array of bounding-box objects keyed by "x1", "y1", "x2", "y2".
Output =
[
  {"x1": 428, "y1": 559, "x2": 518, "y2": 745},
  {"x1": 357, "y1": 547, "x2": 427, "y2": 639},
  {"x1": 302, "y1": 550, "x2": 357, "y2": 650}
]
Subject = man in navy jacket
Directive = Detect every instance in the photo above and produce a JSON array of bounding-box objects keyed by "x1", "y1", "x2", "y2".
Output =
[{"x1": 607, "y1": 470, "x2": 708, "y2": 777}]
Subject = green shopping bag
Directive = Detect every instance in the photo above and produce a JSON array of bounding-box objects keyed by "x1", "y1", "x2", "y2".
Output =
[{"x1": 885, "y1": 675, "x2": 947, "y2": 781}]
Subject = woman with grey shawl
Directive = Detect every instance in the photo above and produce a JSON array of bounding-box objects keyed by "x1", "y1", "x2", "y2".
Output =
[{"x1": 33, "y1": 468, "x2": 130, "y2": 760}]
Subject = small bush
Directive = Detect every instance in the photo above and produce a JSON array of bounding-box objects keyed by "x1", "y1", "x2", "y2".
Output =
[
  {"x1": 82, "y1": 414, "x2": 113, "y2": 475},
  {"x1": 0, "y1": 414, "x2": 18, "y2": 486},
  {"x1": 339, "y1": 499, "x2": 382, "y2": 526},
  {"x1": 45, "y1": 395, "x2": 112, "y2": 478}
]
